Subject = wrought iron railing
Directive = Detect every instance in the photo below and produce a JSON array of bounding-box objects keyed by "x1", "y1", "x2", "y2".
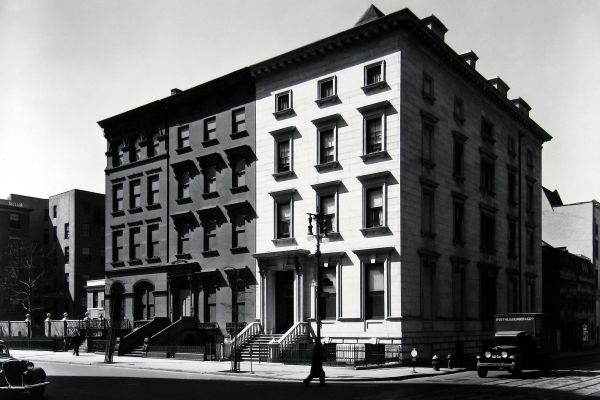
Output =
[
  {"x1": 277, "y1": 321, "x2": 310, "y2": 352},
  {"x1": 232, "y1": 321, "x2": 262, "y2": 348}
]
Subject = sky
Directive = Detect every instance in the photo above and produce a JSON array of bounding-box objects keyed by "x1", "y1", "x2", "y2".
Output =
[{"x1": 0, "y1": 0, "x2": 598, "y2": 204}]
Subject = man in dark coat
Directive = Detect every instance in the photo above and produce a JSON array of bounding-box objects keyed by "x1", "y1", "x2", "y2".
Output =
[
  {"x1": 70, "y1": 334, "x2": 82, "y2": 356},
  {"x1": 303, "y1": 340, "x2": 326, "y2": 386}
]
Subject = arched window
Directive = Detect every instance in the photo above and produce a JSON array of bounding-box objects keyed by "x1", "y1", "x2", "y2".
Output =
[
  {"x1": 133, "y1": 281, "x2": 155, "y2": 321},
  {"x1": 112, "y1": 142, "x2": 124, "y2": 167},
  {"x1": 130, "y1": 137, "x2": 142, "y2": 162}
]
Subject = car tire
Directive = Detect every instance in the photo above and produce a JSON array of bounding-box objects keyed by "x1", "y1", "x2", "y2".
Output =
[
  {"x1": 477, "y1": 368, "x2": 488, "y2": 378},
  {"x1": 29, "y1": 386, "x2": 45, "y2": 399},
  {"x1": 511, "y1": 364, "x2": 522, "y2": 378}
]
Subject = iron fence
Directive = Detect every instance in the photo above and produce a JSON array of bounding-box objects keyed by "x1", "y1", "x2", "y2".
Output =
[{"x1": 280, "y1": 343, "x2": 400, "y2": 366}]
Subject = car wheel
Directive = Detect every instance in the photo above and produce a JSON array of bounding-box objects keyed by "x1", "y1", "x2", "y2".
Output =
[
  {"x1": 477, "y1": 368, "x2": 488, "y2": 378},
  {"x1": 511, "y1": 365, "x2": 522, "y2": 378},
  {"x1": 29, "y1": 386, "x2": 45, "y2": 399}
]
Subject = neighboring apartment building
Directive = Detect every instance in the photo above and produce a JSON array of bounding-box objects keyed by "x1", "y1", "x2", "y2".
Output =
[
  {"x1": 98, "y1": 5, "x2": 551, "y2": 356},
  {"x1": 542, "y1": 187, "x2": 600, "y2": 343},
  {"x1": 98, "y1": 70, "x2": 256, "y2": 337},
  {"x1": 252, "y1": 6, "x2": 550, "y2": 357},
  {"x1": 542, "y1": 243, "x2": 596, "y2": 351},
  {"x1": 85, "y1": 279, "x2": 106, "y2": 319},
  {"x1": 49, "y1": 190, "x2": 105, "y2": 318}
]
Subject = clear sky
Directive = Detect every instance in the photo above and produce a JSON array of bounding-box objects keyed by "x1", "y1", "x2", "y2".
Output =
[{"x1": 0, "y1": 0, "x2": 598, "y2": 204}]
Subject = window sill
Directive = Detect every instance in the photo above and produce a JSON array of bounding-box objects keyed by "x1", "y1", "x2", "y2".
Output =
[
  {"x1": 361, "y1": 81, "x2": 387, "y2": 93},
  {"x1": 128, "y1": 207, "x2": 143, "y2": 214},
  {"x1": 175, "y1": 253, "x2": 192, "y2": 260},
  {"x1": 202, "y1": 191, "x2": 219, "y2": 200},
  {"x1": 202, "y1": 250, "x2": 219, "y2": 258},
  {"x1": 230, "y1": 185, "x2": 249, "y2": 194},
  {"x1": 145, "y1": 257, "x2": 161, "y2": 264},
  {"x1": 272, "y1": 237, "x2": 296, "y2": 246},
  {"x1": 146, "y1": 203, "x2": 161, "y2": 211},
  {"x1": 230, "y1": 130, "x2": 249, "y2": 140},
  {"x1": 421, "y1": 230, "x2": 436, "y2": 239},
  {"x1": 315, "y1": 95, "x2": 339, "y2": 107},
  {"x1": 176, "y1": 197, "x2": 193, "y2": 205},
  {"x1": 202, "y1": 138, "x2": 219, "y2": 148},
  {"x1": 360, "y1": 226, "x2": 390, "y2": 236},
  {"x1": 175, "y1": 146, "x2": 192, "y2": 154},
  {"x1": 111, "y1": 210, "x2": 125, "y2": 217},
  {"x1": 128, "y1": 259, "x2": 143, "y2": 266},
  {"x1": 230, "y1": 246, "x2": 249, "y2": 254},
  {"x1": 314, "y1": 161, "x2": 340, "y2": 172},
  {"x1": 272, "y1": 170, "x2": 295, "y2": 180},
  {"x1": 111, "y1": 261, "x2": 125, "y2": 267},
  {"x1": 360, "y1": 151, "x2": 389, "y2": 162},
  {"x1": 273, "y1": 108, "x2": 295, "y2": 119}
]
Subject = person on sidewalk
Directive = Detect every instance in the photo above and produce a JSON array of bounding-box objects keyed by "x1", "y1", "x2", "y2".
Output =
[
  {"x1": 70, "y1": 334, "x2": 82, "y2": 356},
  {"x1": 303, "y1": 340, "x2": 327, "y2": 386}
]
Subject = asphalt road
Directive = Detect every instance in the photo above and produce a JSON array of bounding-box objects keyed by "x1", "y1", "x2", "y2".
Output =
[{"x1": 17, "y1": 360, "x2": 600, "y2": 400}]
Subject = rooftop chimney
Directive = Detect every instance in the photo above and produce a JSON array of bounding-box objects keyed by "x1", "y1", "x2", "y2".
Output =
[
  {"x1": 354, "y1": 4, "x2": 385, "y2": 26},
  {"x1": 171, "y1": 88, "x2": 182, "y2": 96},
  {"x1": 460, "y1": 51, "x2": 478, "y2": 69},
  {"x1": 511, "y1": 98, "x2": 531, "y2": 116},
  {"x1": 488, "y1": 77, "x2": 510, "y2": 98},
  {"x1": 421, "y1": 15, "x2": 448, "y2": 41}
]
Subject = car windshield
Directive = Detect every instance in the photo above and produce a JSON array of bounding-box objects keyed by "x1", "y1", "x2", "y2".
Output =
[
  {"x1": 495, "y1": 336, "x2": 519, "y2": 346},
  {"x1": 0, "y1": 344, "x2": 9, "y2": 357}
]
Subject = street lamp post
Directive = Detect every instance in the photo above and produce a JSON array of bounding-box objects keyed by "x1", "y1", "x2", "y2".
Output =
[{"x1": 307, "y1": 212, "x2": 330, "y2": 342}]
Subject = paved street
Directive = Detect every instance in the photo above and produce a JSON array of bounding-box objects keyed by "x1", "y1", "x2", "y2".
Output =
[{"x1": 12, "y1": 353, "x2": 600, "y2": 400}]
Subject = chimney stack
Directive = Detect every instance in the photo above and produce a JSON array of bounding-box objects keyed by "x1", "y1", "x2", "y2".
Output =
[
  {"x1": 171, "y1": 88, "x2": 182, "y2": 96},
  {"x1": 460, "y1": 51, "x2": 478, "y2": 69},
  {"x1": 421, "y1": 15, "x2": 448, "y2": 41},
  {"x1": 511, "y1": 98, "x2": 531, "y2": 116},
  {"x1": 488, "y1": 77, "x2": 510, "y2": 98}
]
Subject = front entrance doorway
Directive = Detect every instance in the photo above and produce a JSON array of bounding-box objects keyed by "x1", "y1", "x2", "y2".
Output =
[{"x1": 275, "y1": 271, "x2": 294, "y2": 333}]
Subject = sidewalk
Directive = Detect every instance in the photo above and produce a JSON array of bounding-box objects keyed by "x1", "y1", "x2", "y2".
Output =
[{"x1": 9, "y1": 349, "x2": 466, "y2": 382}]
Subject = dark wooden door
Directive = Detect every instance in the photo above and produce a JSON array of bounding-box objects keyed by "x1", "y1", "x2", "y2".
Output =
[{"x1": 275, "y1": 271, "x2": 294, "y2": 333}]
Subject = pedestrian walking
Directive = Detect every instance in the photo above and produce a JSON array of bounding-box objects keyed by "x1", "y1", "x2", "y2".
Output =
[
  {"x1": 71, "y1": 334, "x2": 82, "y2": 356},
  {"x1": 303, "y1": 340, "x2": 327, "y2": 386}
]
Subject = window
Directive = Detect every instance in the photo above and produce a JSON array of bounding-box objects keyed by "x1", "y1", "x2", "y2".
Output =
[
  {"x1": 480, "y1": 212, "x2": 496, "y2": 254},
  {"x1": 204, "y1": 286, "x2": 216, "y2": 322},
  {"x1": 364, "y1": 116, "x2": 383, "y2": 154},
  {"x1": 112, "y1": 230, "x2": 123, "y2": 262},
  {"x1": 422, "y1": 72, "x2": 435, "y2": 102},
  {"x1": 130, "y1": 137, "x2": 142, "y2": 162},
  {"x1": 525, "y1": 279, "x2": 536, "y2": 312},
  {"x1": 358, "y1": 171, "x2": 389, "y2": 234},
  {"x1": 232, "y1": 159, "x2": 246, "y2": 188},
  {"x1": 454, "y1": 97, "x2": 465, "y2": 122},
  {"x1": 453, "y1": 200, "x2": 464, "y2": 243},
  {"x1": 64, "y1": 246, "x2": 70, "y2": 263},
  {"x1": 112, "y1": 184, "x2": 124, "y2": 212},
  {"x1": 113, "y1": 143, "x2": 124, "y2": 167},
  {"x1": 318, "y1": 76, "x2": 336, "y2": 100},
  {"x1": 134, "y1": 283, "x2": 155, "y2": 321},
  {"x1": 147, "y1": 224, "x2": 159, "y2": 258},
  {"x1": 203, "y1": 219, "x2": 217, "y2": 252},
  {"x1": 526, "y1": 149, "x2": 534, "y2": 168},
  {"x1": 319, "y1": 194, "x2": 336, "y2": 234},
  {"x1": 204, "y1": 165, "x2": 217, "y2": 194},
  {"x1": 204, "y1": 117, "x2": 216, "y2": 142},
  {"x1": 148, "y1": 175, "x2": 160, "y2": 205},
  {"x1": 507, "y1": 272, "x2": 519, "y2": 313},
  {"x1": 177, "y1": 125, "x2": 189, "y2": 148},
  {"x1": 526, "y1": 228, "x2": 535, "y2": 262},
  {"x1": 453, "y1": 133, "x2": 466, "y2": 180},
  {"x1": 366, "y1": 187, "x2": 383, "y2": 228},
  {"x1": 129, "y1": 227, "x2": 141, "y2": 260},
  {"x1": 92, "y1": 291, "x2": 99, "y2": 308},
  {"x1": 452, "y1": 262, "x2": 466, "y2": 323},
  {"x1": 320, "y1": 266, "x2": 337, "y2": 320},
  {"x1": 480, "y1": 268, "x2": 497, "y2": 329},
  {"x1": 235, "y1": 290, "x2": 246, "y2": 322},
  {"x1": 508, "y1": 219, "x2": 517, "y2": 258},
  {"x1": 130, "y1": 180, "x2": 141, "y2": 209},
  {"x1": 176, "y1": 224, "x2": 190, "y2": 255},
  {"x1": 276, "y1": 201, "x2": 291, "y2": 239},
  {"x1": 277, "y1": 140, "x2": 291, "y2": 173},
  {"x1": 318, "y1": 127, "x2": 335, "y2": 164},
  {"x1": 52, "y1": 205, "x2": 57, "y2": 218},
  {"x1": 178, "y1": 171, "x2": 191, "y2": 199},
  {"x1": 82, "y1": 247, "x2": 91, "y2": 262},
  {"x1": 526, "y1": 180, "x2": 534, "y2": 213},
  {"x1": 365, "y1": 262, "x2": 384, "y2": 319},
  {"x1": 421, "y1": 188, "x2": 435, "y2": 236},
  {"x1": 421, "y1": 256, "x2": 436, "y2": 320},
  {"x1": 508, "y1": 136, "x2": 516, "y2": 157},
  {"x1": 275, "y1": 91, "x2": 292, "y2": 113},
  {"x1": 9, "y1": 213, "x2": 20, "y2": 229},
  {"x1": 64, "y1": 223, "x2": 70, "y2": 239},
  {"x1": 147, "y1": 133, "x2": 160, "y2": 157},
  {"x1": 364, "y1": 61, "x2": 385, "y2": 87},
  {"x1": 481, "y1": 118, "x2": 494, "y2": 142},
  {"x1": 231, "y1": 213, "x2": 246, "y2": 249},
  {"x1": 421, "y1": 118, "x2": 435, "y2": 165},
  {"x1": 232, "y1": 108, "x2": 246, "y2": 133},
  {"x1": 480, "y1": 157, "x2": 495, "y2": 195},
  {"x1": 508, "y1": 169, "x2": 517, "y2": 205}
]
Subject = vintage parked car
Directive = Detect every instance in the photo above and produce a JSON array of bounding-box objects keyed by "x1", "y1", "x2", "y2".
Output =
[
  {"x1": 476, "y1": 313, "x2": 555, "y2": 378},
  {"x1": 0, "y1": 340, "x2": 49, "y2": 398}
]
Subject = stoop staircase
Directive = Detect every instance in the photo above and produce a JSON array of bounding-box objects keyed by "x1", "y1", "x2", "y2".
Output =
[
  {"x1": 123, "y1": 344, "x2": 145, "y2": 358},
  {"x1": 238, "y1": 333, "x2": 281, "y2": 361}
]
